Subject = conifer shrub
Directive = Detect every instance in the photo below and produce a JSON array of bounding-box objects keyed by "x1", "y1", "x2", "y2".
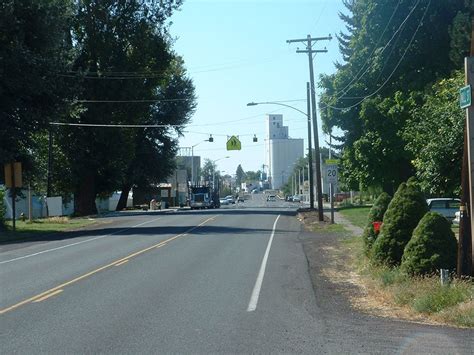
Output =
[
  {"x1": 362, "y1": 192, "x2": 391, "y2": 255},
  {"x1": 371, "y1": 180, "x2": 428, "y2": 266},
  {"x1": 401, "y1": 212, "x2": 457, "y2": 275}
]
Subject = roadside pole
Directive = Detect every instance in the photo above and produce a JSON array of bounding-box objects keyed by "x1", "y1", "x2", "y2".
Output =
[
  {"x1": 461, "y1": 57, "x2": 474, "y2": 276},
  {"x1": 458, "y1": 23, "x2": 474, "y2": 277},
  {"x1": 287, "y1": 35, "x2": 332, "y2": 221},
  {"x1": 4, "y1": 162, "x2": 22, "y2": 232},
  {"x1": 329, "y1": 135, "x2": 334, "y2": 224},
  {"x1": 28, "y1": 182, "x2": 33, "y2": 222},
  {"x1": 11, "y1": 163, "x2": 16, "y2": 231}
]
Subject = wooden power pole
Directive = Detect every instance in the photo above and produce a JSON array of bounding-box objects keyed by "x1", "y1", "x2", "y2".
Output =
[{"x1": 458, "y1": 19, "x2": 474, "y2": 277}]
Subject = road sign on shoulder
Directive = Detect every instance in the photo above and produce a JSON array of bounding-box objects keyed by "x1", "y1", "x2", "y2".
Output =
[
  {"x1": 325, "y1": 159, "x2": 339, "y2": 165},
  {"x1": 226, "y1": 135, "x2": 241, "y2": 151},
  {"x1": 326, "y1": 164, "x2": 338, "y2": 184},
  {"x1": 4, "y1": 162, "x2": 22, "y2": 188},
  {"x1": 460, "y1": 85, "x2": 472, "y2": 109}
]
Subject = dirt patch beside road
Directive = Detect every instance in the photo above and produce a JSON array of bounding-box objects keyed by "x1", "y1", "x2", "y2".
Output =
[{"x1": 298, "y1": 209, "x2": 471, "y2": 328}]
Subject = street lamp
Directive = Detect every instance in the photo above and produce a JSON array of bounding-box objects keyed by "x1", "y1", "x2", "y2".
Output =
[
  {"x1": 191, "y1": 135, "x2": 213, "y2": 185},
  {"x1": 247, "y1": 82, "x2": 321, "y2": 219},
  {"x1": 212, "y1": 156, "x2": 230, "y2": 190}
]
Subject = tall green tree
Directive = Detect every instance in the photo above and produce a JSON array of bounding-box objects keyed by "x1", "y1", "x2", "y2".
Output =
[
  {"x1": 403, "y1": 71, "x2": 464, "y2": 196},
  {"x1": 0, "y1": 0, "x2": 72, "y2": 174},
  {"x1": 57, "y1": 0, "x2": 188, "y2": 215},
  {"x1": 319, "y1": 0, "x2": 469, "y2": 193},
  {"x1": 235, "y1": 164, "x2": 246, "y2": 187},
  {"x1": 201, "y1": 159, "x2": 217, "y2": 186},
  {"x1": 116, "y1": 58, "x2": 196, "y2": 210}
]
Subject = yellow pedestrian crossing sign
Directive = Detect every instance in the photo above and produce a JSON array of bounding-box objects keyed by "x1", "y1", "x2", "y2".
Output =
[{"x1": 226, "y1": 135, "x2": 241, "y2": 151}]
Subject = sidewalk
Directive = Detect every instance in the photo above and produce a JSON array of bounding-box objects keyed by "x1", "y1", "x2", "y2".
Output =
[{"x1": 332, "y1": 210, "x2": 364, "y2": 236}]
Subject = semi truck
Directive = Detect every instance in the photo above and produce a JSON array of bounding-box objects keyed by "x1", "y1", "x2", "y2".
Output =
[{"x1": 189, "y1": 185, "x2": 220, "y2": 209}]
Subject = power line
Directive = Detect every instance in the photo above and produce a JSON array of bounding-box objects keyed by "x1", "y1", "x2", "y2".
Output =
[
  {"x1": 74, "y1": 98, "x2": 191, "y2": 103},
  {"x1": 323, "y1": 0, "x2": 430, "y2": 111},
  {"x1": 49, "y1": 122, "x2": 178, "y2": 128},
  {"x1": 329, "y1": 0, "x2": 405, "y2": 99}
]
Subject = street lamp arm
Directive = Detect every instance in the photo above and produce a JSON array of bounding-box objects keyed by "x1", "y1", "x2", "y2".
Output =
[{"x1": 247, "y1": 101, "x2": 308, "y2": 118}]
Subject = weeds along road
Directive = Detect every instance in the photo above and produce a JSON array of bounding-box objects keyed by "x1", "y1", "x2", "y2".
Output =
[{"x1": 1, "y1": 194, "x2": 473, "y2": 353}]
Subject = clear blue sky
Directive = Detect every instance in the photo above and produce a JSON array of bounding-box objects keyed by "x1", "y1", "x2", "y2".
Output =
[{"x1": 169, "y1": 0, "x2": 345, "y2": 174}]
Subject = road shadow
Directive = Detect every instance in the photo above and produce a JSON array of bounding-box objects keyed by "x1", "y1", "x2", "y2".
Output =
[{"x1": 0, "y1": 212, "x2": 294, "y2": 248}]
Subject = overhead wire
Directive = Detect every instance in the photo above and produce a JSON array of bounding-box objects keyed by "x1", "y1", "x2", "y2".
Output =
[
  {"x1": 323, "y1": 0, "x2": 431, "y2": 111},
  {"x1": 328, "y1": 0, "x2": 404, "y2": 99}
]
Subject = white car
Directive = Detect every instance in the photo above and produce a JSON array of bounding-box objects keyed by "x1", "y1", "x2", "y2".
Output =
[
  {"x1": 219, "y1": 198, "x2": 230, "y2": 206},
  {"x1": 453, "y1": 211, "x2": 460, "y2": 225},
  {"x1": 224, "y1": 195, "x2": 235, "y2": 204},
  {"x1": 219, "y1": 198, "x2": 230, "y2": 205},
  {"x1": 426, "y1": 198, "x2": 460, "y2": 222}
]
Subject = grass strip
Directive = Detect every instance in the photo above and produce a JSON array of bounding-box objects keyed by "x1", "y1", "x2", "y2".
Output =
[{"x1": 0, "y1": 217, "x2": 97, "y2": 243}]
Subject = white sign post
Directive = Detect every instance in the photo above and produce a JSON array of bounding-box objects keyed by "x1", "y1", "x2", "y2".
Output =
[{"x1": 325, "y1": 160, "x2": 339, "y2": 224}]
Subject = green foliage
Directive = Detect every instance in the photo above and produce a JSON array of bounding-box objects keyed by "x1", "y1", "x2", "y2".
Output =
[
  {"x1": 0, "y1": 187, "x2": 6, "y2": 229},
  {"x1": 371, "y1": 180, "x2": 428, "y2": 266},
  {"x1": 245, "y1": 170, "x2": 262, "y2": 182},
  {"x1": 401, "y1": 212, "x2": 457, "y2": 275},
  {"x1": 404, "y1": 71, "x2": 464, "y2": 196},
  {"x1": 57, "y1": 1, "x2": 191, "y2": 215},
  {"x1": 201, "y1": 159, "x2": 216, "y2": 185},
  {"x1": 236, "y1": 165, "x2": 246, "y2": 187},
  {"x1": 0, "y1": 0, "x2": 73, "y2": 170},
  {"x1": 319, "y1": 0, "x2": 469, "y2": 193},
  {"x1": 362, "y1": 192, "x2": 391, "y2": 255},
  {"x1": 412, "y1": 283, "x2": 470, "y2": 314}
]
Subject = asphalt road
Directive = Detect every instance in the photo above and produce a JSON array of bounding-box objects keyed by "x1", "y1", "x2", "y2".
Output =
[{"x1": 1, "y1": 194, "x2": 473, "y2": 353}]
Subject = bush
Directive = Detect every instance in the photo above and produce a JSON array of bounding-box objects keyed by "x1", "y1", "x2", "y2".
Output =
[
  {"x1": 401, "y1": 212, "x2": 457, "y2": 275},
  {"x1": 362, "y1": 192, "x2": 391, "y2": 255},
  {"x1": 0, "y1": 187, "x2": 5, "y2": 229},
  {"x1": 371, "y1": 180, "x2": 428, "y2": 266}
]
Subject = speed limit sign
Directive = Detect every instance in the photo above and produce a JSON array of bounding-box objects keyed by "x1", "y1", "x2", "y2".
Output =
[{"x1": 326, "y1": 165, "x2": 338, "y2": 184}]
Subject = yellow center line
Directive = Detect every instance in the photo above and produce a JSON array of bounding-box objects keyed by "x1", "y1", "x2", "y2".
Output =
[
  {"x1": 0, "y1": 215, "x2": 218, "y2": 315},
  {"x1": 114, "y1": 260, "x2": 129, "y2": 267},
  {"x1": 32, "y1": 289, "x2": 63, "y2": 303}
]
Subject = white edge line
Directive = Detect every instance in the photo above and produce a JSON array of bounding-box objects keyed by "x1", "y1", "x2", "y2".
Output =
[
  {"x1": 0, "y1": 216, "x2": 163, "y2": 265},
  {"x1": 247, "y1": 214, "x2": 281, "y2": 312}
]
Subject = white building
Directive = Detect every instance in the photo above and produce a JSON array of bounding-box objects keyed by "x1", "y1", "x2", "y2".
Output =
[{"x1": 264, "y1": 114, "x2": 304, "y2": 190}]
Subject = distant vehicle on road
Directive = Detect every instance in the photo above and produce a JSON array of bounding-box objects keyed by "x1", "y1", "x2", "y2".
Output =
[
  {"x1": 219, "y1": 198, "x2": 230, "y2": 205},
  {"x1": 224, "y1": 195, "x2": 235, "y2": 204},
  {"x1": 266, "y1": 195, "x2": 276, "y2": 202},
  {"x1": 292, "y1": 195, "x2": 301, "y2": 202},
  {"x1": 426, "y1": 198, "x2": 460, "y2": 222},
  {"x1": 190, "y1": 185, "x2": 220, "y2": 209}
]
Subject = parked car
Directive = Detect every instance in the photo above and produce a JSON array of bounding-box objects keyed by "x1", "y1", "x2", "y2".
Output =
[
  {"x1": 292, "y1": 195, "x2": 301, "y2": 202},
  {"x1": 426, "y1": 198, "x2": 460, "y2": 222},
  {"x1": 219, "y1": 198, "x2": 230, "y2": 205},
  {"x1": 453, "y1": 211, "x2": 460, "y2": 225},
  {"x1": 224, "y1": 195, "x2": 235, "y2": 204}
]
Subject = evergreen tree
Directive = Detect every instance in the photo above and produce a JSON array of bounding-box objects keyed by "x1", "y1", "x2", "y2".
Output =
[
  {"x1": 401, "y1": 212, "x2": 457, "y2": 275},
  {"x1": 371, "y1": 180, "x2": 428, "y2": 266}
]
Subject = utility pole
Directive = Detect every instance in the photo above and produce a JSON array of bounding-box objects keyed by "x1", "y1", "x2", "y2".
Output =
[
  {"x1": 287, "y1": 34, "x2": 332, "y2": 221},
  {"x1": 459, "y1": 20, "x2": 474, "y2": 277},
  {"x1": 306, "y1": 82, "x2": 315, "y2": 209}
]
